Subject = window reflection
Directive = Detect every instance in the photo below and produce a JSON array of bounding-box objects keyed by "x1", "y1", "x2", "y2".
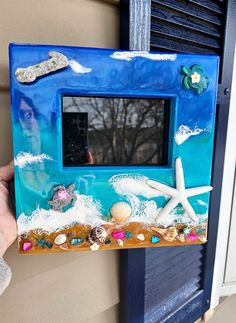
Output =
[{"x1": 62, "y1": 97, "x2": 170, "y2": 166}]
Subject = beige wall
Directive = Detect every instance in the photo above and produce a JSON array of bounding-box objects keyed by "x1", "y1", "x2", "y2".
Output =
[{"x1": 0, "y1": 1, "x2": 120, "y2": 322}]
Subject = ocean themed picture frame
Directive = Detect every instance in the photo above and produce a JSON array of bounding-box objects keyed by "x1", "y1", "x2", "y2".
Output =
[{"x1": 9, "y1": 44, "x2": 219, "y2": 254}]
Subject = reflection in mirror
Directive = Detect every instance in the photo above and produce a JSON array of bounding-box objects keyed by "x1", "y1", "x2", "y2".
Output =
[{"x1": 62, "y1": 96, "x2": 170, "y2": 166}]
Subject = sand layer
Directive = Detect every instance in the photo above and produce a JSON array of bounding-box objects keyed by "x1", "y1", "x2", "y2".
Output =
[{"x1": 18, "y1": 222, "x2": 207, "y2": 254}]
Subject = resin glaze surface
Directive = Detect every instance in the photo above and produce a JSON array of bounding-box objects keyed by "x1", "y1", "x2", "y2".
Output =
[{"x1": 9, "y1": 44, "x2": 219, "y2": 254}]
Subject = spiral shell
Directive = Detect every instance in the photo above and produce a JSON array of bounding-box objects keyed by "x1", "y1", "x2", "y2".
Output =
[
  {"x1": 88, "y1": 227, "x2": 107, "y2": 245},
  {"x1": 151, "y1": 226, "x2": 178, "y2": 242}
]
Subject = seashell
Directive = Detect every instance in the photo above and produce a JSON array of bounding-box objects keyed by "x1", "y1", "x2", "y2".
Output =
[
  {"x1": 177, "y1": 234, "x2": 185, "y2": 243},
  {"x1": 151, "y1": 236, "x2": 160, "y2": 244},
  {"x1": 151, "y1": 226, "x2": 178, "y2": 242},
  {"x1": 110, "y1": 202, "x2": 132, "y2": 223},
  {"x1": 88, "y1": 227, "x2": 107, "y2": 245},
  {"x1": 137, "y1": 233, "x2": 145, "y2": 241},
  {"x1": 117, "y1": 239, "x2": 124, "y2": 246},
  {"x1": 112, "y1": 231, "x2": 125, "y2": 239},
  {"x1": 60, "y1": 243, "x2": 69, "y2": 250},
  {"x1": 90, "y1": 243, "x2": 100, "y2": 251},
  {"x1": 54, "y1": 233, "x2": 67, "y2": 245},
  {"x1": 21, "y1": 234, "x2": 29, "y2": 240},
  {"x1": 22, "y1": 241, "x2": 33, "y2": 252},
  {"x1": 198, "y1": 235, "x2": 207, "y2": 243}
]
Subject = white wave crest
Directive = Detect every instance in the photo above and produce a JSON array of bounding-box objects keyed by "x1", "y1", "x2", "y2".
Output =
[
  {"x1": 109, "y1": 174, "x2": 165, "y2": 199},
  {"x1": 175, "y1": 125, "x2": 203, "y2": 145},
  {"x1": 14, "y1": 152, "x2": 52, "y2": 168},
  {"x1": 69, "y1": 60, "x2": 92, "y2": 74},
  {"x1": 17, "y1": 194, "x2": 105, "y2": 234},
  {"x1": 197, "y1": 199, "x2": 208, "y2": 208},
  {"x1": 110, "y1": 51, "x2": 177, "y2": 61}
]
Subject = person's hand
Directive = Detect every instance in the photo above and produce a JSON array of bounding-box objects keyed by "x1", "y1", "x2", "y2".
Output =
[{"x1": 0, "y1": 163, "x2": 17, "y2": 257}]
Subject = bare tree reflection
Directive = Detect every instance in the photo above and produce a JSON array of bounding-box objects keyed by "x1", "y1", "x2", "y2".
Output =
[{"x1": 63, "y1": 97, "x2": 166, "y2": 165}]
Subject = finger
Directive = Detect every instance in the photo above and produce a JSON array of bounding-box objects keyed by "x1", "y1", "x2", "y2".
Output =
[
  {"x1": 0, "y1": 164, "x2": 14, "y2": 182},
  {"x1": 87, "y1": 151, "x2": 94, "y2": 164}
]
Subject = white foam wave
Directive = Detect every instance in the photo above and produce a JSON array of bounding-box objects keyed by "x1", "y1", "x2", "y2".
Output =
[
  {"x1": 110, "y1": 51, "x2": 177, "y2": 61},
  {"x1": 69, "y1": 60, "x2": 92, "y2": 74},
  {"x1": 14, "y1": 152, "x2": 52, "y2": 168},
  {"x1": 197, "y1": 199, "x2": 208, "y2": 208},
  {"x1": 109, "y1": 174, "x2": 165, "y2": 198},
  {"x1": 126, "y1": 194, "x2": 207, "y2": 227},
  {"x1": 17, "y1": 194, "x2": 105, "y2": 234},
  {"x1": 175, "y1": 125, "x2": 203, "y2": 145}
]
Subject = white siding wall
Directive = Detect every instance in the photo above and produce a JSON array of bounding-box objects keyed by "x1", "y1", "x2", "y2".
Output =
[{"x1": 0, "y1": 1, "x2": 120, "y2": 322}]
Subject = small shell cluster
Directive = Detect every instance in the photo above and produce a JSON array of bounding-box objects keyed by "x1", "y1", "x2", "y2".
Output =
[
  {"x1": 87, "y1": 227, "x2": 107, "y2": 245},
  {"x1": 176, "y1": 226, "x2": 207, "y2": 243}
]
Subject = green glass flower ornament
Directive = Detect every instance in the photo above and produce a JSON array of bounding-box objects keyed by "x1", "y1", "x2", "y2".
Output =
[{"x1": 182, "y1": 65, "x2": 210, "y2": 94}]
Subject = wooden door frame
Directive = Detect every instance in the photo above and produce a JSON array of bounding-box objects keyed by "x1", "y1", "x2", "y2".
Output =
[{"x1": 119, "y1": 0, "x2": 236, "y2": 322}]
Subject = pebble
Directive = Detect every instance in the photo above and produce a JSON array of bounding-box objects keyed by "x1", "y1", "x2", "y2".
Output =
[
  {"x1": 112, "y1": 231, "x2": 125, "y2": 239},
  {"x1": 70, "y1": 238, "x2": 83, "y2": 245},
  {"x1": 110, "y1": 202, "x2": 132, "y2": 223},
  {"x1": 54, "y1": 233, "x2": 67, "y2": 245},
  {"x1": 22, "y1": 241, "x2": 33, "y2": 252},
  {"x1": 125, "y1": 231, "x2": 132, "y2": 239},
  {"x1": 151, "y1": 236, "x2": 160, "y2": 244},
  {"x1": 197, "y1": 228, "x2": 204, "y2": 235},
  {"x1": 36, "y1": 239, "x2": 46, "y2": 248},
  {"x1": 137, "y1": 233, "x2": 145, "y2": 241},
  {"x1": 188, "y1": 232, "x2": 198, "y2": 241},
  {"x1": 105, "y1": 239, "x2": 111, "y2": 244},
  {"x1": 46, "y1": 241, "x2": 53, "y2": 249},
  {"x1": 117, "y1": 239, "x2": 124, "y2": 246}
]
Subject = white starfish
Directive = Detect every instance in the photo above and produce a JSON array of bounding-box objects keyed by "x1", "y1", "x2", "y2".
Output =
[{"x1": 147, "y1": 158, "x2": 212, "y2": 222}]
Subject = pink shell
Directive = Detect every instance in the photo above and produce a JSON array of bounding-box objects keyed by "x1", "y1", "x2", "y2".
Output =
[
  {"x1": 112, "y1": 231, "x2": 125, "y2": 239},
  {"x1": 188, "y1": 232, "x2": 198, "y2": 241},
  {"x1": 22, "y1": 241, "x2": 33, "y2": 252}
]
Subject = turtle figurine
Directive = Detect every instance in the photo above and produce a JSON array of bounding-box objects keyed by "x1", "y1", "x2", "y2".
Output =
[{"x1": 48, "y1": 183, "x2": 77, "y2": 212}]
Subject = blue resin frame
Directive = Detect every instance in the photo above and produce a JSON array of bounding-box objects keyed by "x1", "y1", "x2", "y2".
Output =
[{"x1": 9, "y1": 44, "x2": 219, "y2": 254}]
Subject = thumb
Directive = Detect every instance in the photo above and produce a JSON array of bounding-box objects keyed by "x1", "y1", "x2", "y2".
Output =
[{"x1": 0, "y1": 162, "x2": 14, "y2": 182}]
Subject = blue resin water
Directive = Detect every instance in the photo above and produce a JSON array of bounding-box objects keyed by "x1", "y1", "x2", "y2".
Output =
[{"x1": 9, "y1": 44, "x2": 218, "y2": 237}]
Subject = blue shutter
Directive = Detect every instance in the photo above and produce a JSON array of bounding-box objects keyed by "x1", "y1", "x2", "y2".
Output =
[{"x1": 120, "y1": 1, "x2": 236, "y2": 322}]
